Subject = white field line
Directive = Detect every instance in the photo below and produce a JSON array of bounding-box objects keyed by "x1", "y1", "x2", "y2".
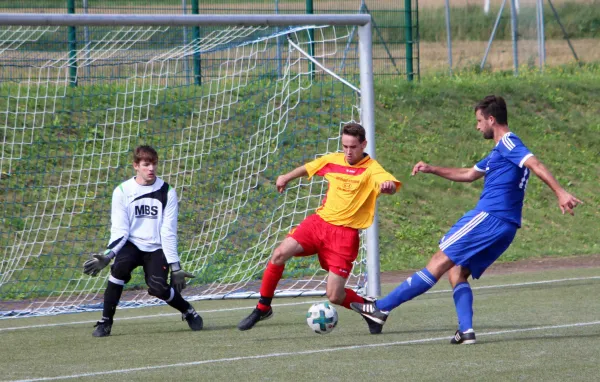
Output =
[
  {"x1": 1, "y1": 275, "x2": 599, "y2": 332},
  {"x1": 9, "y1": 320, "x2": 600, "y2": 382},
  {"x1": 428, "y1": 275, "x2": 600, "y2": 294}
]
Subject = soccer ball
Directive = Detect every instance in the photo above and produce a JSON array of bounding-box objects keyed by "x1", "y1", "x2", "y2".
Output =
[{"x1": 306, "y1": 302, "x2": 338, "y2": 334}]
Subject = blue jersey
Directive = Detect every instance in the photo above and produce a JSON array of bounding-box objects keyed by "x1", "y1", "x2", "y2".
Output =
[{"x1": 473, "y1": 132, "x2": 533, "y2": 227}]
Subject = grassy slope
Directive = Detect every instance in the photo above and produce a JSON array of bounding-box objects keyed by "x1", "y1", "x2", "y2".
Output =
[{"x1": 373, "y1": 65, "x2": 600, "y2": 271}]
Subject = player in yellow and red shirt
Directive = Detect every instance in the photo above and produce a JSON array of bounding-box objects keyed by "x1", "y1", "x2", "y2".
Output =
[{"x1": 238, "y1": 123, "x2": 401, "y2": 334}]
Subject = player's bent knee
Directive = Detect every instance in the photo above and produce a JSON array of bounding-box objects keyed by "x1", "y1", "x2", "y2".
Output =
[
  {"x1": 271, "y1": 248, "x2": 290, "y2": 266},
  {"x1": 326, "y1": 290, "x2": 345, "y2": 305},
  {"x1": 110, "y1": 269, "x2": 132, "y2": 284},
  {"x1": 448, "y1": 266, "x2": 470, "y2": 287},
  {"x1": 147, "y1": 275, "x2": 171, "y2": 300}
]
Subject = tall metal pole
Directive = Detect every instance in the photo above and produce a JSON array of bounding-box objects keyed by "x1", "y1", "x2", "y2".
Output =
[
  {"x1": 182, "y1": 0, "x2": 190, "y2": 84},
  {"x1": 536, "y1": 0, "x2": 545, "y2": 70},
  {"x1": 547, "y1": 0, "x2": 579, "y2": 62},
  {"x1": 83, "y1": 0, "x2": 90, "y2": 80},
  {"x1": 275, "y1": 0, "x2": 282, "y2": 78},
  {"x1": 481, "y1": 0, "x2": 506, "y2": 69},
  {"x1": 444, "y1": 0, "x2": 452, "y2": 75},
  {"x1": 404, "y1": 0, "x2": 414, "y2": 81},
  {"x1": 306, "y1": 0, "x2": 315, "y2": 78},
  {"x1": 192, "y1": 0, "x2": 201, "y2": 85},
  {"x1": 539, "y1": 0, "x2": 545, "y2": 68},
  {"x1": 509, "y1": 0, "x2": 519, "y2": 75},
  {"x1": 358, "y1": 22, "x2": 380, "y2": 298},
  {"x1": 67, "y1": 0, "x2": 77, "y2": 86}
]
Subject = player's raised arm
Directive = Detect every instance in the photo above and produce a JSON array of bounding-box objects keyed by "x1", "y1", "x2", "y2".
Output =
[
  {"x1": 523, "y1": 156, "x2": 583, "y2": 215},
  {"x1": 411, "y1": 161, "x2": 484, "y2": 183},
  {"x1": 275, "y1": 165, "x2": 308, "y2": 193}
]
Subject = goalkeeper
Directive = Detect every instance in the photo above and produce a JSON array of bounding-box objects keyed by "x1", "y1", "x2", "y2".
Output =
[
  {"x1": 83, "y1": 145, "x2": 203, "y2": 337},
  {"x1": 238, "y1": 123, "x2": 401, "y2": 334}
]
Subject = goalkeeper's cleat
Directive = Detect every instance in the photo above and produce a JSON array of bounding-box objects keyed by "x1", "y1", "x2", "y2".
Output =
[
  {"x1": 350, "y1": 301, "x2": 389, "y2": 325},
  {"x1": 183, "y1": 308, "x2": 204, "y2": 331},
  {"x1": 450, "y1": 329, "x2": 476, "y2": 345},
  {"x1": 237, "y1": 307, "x2": 273, "y2": 331},
  {"x1": 92, "y1": 320, "x2": 112, "y2": 337}
]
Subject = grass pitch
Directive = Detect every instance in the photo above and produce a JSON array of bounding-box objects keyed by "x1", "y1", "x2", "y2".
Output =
[{"x1": 1, "y1": 265, "x2": 599, "y2": 381}]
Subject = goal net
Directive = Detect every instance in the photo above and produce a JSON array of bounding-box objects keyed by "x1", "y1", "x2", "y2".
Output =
[{"x1": 0, "y1": 14, "x2": 377, "y2": 317}]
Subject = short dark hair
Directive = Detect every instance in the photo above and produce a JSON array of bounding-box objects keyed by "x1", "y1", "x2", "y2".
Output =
[
  {"x1": 474, "y1": 95, "x2": 508, "y2": 125},
  {"x1": 133, "y1": 145, "x2": 158, "y2": 164},
  {"x1": 342, "y1": 123, "x2": 366, "y2": 142}
]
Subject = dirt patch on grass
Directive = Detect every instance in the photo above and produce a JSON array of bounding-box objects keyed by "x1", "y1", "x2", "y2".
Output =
[
  {"x1": 380, "y1": 254, "x2": 600, "y2": 284},
  {"x1": 419, "y1": 38, "x2": 598, "y2": 73}
]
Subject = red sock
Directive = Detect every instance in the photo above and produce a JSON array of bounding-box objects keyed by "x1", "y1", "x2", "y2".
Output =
[
  {"x1": 257, "y1": 262, "x2": 285, "y2": 312},
  {"x1": 341, "y1": 288, "x2": 364, "y2": 310}
]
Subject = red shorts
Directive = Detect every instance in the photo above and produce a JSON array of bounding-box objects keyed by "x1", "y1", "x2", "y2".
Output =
[{"x1": 288, "y1": 214, "x2": 359, "y2": 278}]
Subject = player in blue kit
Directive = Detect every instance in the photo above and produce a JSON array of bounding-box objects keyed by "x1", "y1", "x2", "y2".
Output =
[{"x1": 351, "y1": 95, "x2": 582, "y2": 343}]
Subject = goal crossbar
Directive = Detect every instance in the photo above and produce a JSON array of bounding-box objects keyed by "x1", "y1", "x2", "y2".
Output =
[{"x1": 0, "y1": 14, "x2": 371, "y2": 27}]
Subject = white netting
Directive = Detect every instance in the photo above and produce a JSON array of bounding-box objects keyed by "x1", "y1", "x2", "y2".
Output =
[{"x1": 0, "y1": 22, "x2": 366, "y2": 317}]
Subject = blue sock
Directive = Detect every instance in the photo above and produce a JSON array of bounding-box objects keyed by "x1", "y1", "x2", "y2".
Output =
[
  {"x1": 453, "y1": 282, "x2": 474, "y2": 332},
  {"x1": 376, "y1": 268, "x2": 437, "y2": 311}
]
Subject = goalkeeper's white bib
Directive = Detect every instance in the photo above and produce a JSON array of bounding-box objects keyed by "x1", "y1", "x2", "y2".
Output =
[{"x1": 107, "y1": 177, "x2": 179, "y2": 264}]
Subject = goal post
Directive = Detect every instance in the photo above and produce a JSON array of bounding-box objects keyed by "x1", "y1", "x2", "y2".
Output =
[{"x1": 0, "y1": 13, "x2": 380, "y2": 317}]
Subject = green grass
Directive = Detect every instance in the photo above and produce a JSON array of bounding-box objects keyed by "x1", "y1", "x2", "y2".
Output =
[
  {"x1": 1, "y1": 64, "x2": 599, "y2": 304},
  {"x1": 373, "y1": 64, "x2": 600, "y2": 270},
  {"x1": 1, "y1": 267, "x2": 599, "y2": 381}
]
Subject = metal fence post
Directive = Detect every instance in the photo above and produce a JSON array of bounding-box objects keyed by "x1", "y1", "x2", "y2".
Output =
[
  {"x1": 275, "y1": 0, "x2": 282, "y2": 78},
  {"x1": 306, "y1": 0, "x2": 315, "y2": 78},
  {"x1": 509, "y1": 0, "x2": 519, "y2": 75},
  {"x1": 404, "y1": 0, "x2": 413, "y2": 81},
  {"x1": 192, "y1": 0, "x2": 201, "y2": 85},
  {"x1": 444, "y1": 0, "x2": 452, "y2": 75},
  {"x1": 67, "y1": 0, "x2": 77, "y2": 86}
]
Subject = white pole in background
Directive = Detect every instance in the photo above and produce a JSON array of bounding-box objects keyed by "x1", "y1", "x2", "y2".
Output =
[
  {"x1": 537, "y1": 0, "x2": 545, "y2": 70},
  {"x1": 509, "y1": 0, "x2": 519, "y2": 75},
  {"x1": 444, "y1": 0, "x2": 452, "y2": 75}
]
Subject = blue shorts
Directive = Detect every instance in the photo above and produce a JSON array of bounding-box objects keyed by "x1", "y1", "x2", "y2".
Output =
[{"x1": 439, "y1": 210, "x2": 517, "y2": 279}]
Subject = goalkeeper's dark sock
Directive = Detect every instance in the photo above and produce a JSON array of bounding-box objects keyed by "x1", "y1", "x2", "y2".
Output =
[
  {"x1": 257, "y1": 262, "x2": 284, "y2": 312},
  {"x1": 166, "y1": 289, "x2": 191, "y2": 313},
  {"x1": 102, "y1": 280, "x2": 124, "y2": 321},
  {"x1": 453, "y1": 282, "x2": 474, "y2": 332},
  {"x1": 341, "y1": 288, "x2": 364, "y2": 310},
  {"x1": 376, "y1": 268, "x2": 437, "y2": 311}
]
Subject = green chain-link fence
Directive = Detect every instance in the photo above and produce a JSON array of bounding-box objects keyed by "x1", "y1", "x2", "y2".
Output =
[{"x1": 0, "y1": 0, "x2": 420, "y2": 80}]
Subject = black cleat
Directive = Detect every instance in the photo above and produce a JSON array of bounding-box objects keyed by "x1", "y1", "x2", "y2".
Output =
[
  {"x1": 183, "y1": 308, "x2": 204, "y2": 331},
  {"x1": 92, "y1": 320, "x2": 112, "y2": 337},
  {"x1": 350, "y1": 301, "x2": 389, "y2": 325},
  {"x1": 359, "y1": 297, "x2": 383, "y2": 334},
  {"x1": 450, "y1": 329, "x2": 476, "y2": 345},
  {"x1": 237, "y1": 307, "x2": 273, "y2": 331},
  {"x1": 362, "y1": 315, "x2": 384, "y2": 334}
]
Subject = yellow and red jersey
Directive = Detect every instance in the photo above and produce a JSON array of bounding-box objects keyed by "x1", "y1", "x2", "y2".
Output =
[{"x1": 304, "y1": 153, "x2": 401, "y2": 229}]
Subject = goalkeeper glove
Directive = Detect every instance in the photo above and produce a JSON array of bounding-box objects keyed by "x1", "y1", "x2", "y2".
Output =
[
  {"x1": 83, "y1": 250, "x2": 114, "y2": 277},
  {"x1": 170, "y1": 262, "x2": 195, "y2": 293}
]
